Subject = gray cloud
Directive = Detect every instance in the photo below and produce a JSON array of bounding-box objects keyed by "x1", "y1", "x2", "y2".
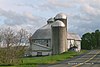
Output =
[
  {"x1": 0, "y1": 8, "x2": 45, "y2": 25},
  {"x1": 0, "y1": 8, "x2": 46, "y2": 33},
  {"x1": 38, "y1": 0, "x2": 73, "y2": 11},
  {"x1": 68, "y1": 3, "x2": 100, "y2": 36},
  {"x1": 0, "y1": 0, "x2": 100, "y2": 36},
  {"x1": 0, "y1": 9, "x2": 28, "y2": 26}
]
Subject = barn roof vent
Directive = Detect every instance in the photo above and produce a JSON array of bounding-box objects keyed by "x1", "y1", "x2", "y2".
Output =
[
  {"x1": 55, "y1": 13, "x2": 67, "y2": 19},
  {"x1": 52, "y1": 20, "x2": 65, "y2": 27},
  {"x1": 47, "y1": 17, "x2": 54, "y2": 24}
]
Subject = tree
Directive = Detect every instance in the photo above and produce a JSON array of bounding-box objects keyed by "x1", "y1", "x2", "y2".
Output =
[
  {"x1": 81, "y1": 29, "x2": 100, "y2": 50},
  {"x1": 81, "y1": 33, "x2": 91, "y2": 50},
  {"x1": 95, "y1": 30, "x2": 100, "y2": 49},
  {"x1": 0, "y1": 27, "x2": 30, "y2": 65}
]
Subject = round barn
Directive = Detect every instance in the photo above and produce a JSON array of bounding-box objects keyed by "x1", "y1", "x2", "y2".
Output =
[{"x1": 30, "y1": 13, "x2": 81, "y2": 56}]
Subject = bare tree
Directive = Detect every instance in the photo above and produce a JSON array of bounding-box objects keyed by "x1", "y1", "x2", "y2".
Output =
[{"x1": 0, "y1": 27, "x2": 31, "y2": 65}]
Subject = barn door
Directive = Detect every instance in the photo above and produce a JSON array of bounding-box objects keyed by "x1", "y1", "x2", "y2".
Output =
[{"x1": 37, "y1": 52, "x2": 42, "y2": 56}]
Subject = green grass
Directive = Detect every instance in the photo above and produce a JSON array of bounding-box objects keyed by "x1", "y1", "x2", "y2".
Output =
[{"x1": 0, "y1": 50, "x2": 87, "y2": 67}]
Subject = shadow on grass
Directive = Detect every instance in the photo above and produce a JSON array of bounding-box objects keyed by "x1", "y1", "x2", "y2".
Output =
[
  {"x1": 0, "y1": 64, "x2": 14, "y2": 66},
  {"x1": 0, "y1": 63, "x2": 36, "y2": 67},
  {"x1": 20, "y1": 62, "x2": 50, "y2": 65}
]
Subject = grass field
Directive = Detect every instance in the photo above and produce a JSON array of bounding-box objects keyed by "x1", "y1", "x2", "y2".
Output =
[{"x1": 0, "y1": 50, "x2": 86, "y2": 67}]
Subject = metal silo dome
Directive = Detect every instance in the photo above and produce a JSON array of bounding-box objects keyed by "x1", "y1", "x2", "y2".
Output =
[
  {"x1": 52, "y1": 20, "x2": 65, "y2": 27},
  {"x1": 47, "y1": 17, "x2": 54, "y2": 24},
  {"x1": 54, "y1": 13, "x2": 67, "y2": 19}
]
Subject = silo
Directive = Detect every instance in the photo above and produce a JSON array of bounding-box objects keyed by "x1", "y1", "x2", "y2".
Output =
[
  {"x1": 54, "y1": 13, "x2": 68, "y2": 51},
  {"x1": 54, "y1": 13, "x2": 67, "y2": 28},
  {"x1": 51, "y1": 20, "x2": 66, "y2": 55}
]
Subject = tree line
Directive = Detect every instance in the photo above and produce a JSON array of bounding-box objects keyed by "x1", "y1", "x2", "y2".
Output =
[
  {"x1": 81, "y1": 30, "x2": 100, "y2": 50},
  {"x1": 0, "y1": 27, "x2": 31, "y2": 65}
]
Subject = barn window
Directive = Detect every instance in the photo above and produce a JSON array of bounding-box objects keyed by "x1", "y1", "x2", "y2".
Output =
[{"x1": 46, "y1": 40, "x2": 48, "y2": 46}]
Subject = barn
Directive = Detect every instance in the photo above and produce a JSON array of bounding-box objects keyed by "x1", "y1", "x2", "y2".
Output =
[{"x1": 30, "y1": 13, "x2": 81, "y2": 56}]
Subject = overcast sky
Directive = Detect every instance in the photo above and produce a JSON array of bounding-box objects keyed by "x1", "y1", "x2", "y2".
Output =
[{"x1": 0, "y1": 0, "x2": 100, "y2": 36}]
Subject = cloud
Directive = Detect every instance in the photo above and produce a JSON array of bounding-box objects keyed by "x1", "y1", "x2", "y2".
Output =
[
  {"x1": 81, "y1": 4, "x2": 100, "y2": 16},
  {"x1": 35, "y1": 0, "x2": 74, "y2": 11},
  {"x1": 47, "y1": 0, "x2": 72, "y2": 8},
  {"x1": 0, "y1": 8, "x2": 46, "y2": 33},
  {"x1": 0, "y1": 0, "x2": 100, "y2": 36},
  {"x1": 68, "y1": 3, "x2": 100, "y2": 36},
  {"x1": 0, "y1": 9, "x2": 27, "y2": 26}
]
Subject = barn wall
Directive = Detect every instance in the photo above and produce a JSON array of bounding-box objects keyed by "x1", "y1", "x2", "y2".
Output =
[
  {"x1": 67, "y1": 40, "x2": 70, "y2": 49},
  {"x1": 67, "y1": 39, "x2": 75, "y2": 49},
  {"x1": 75, "y1": 40, "x2": 81, "y2": 51},
  {"x1": 31, "y1": 51, "x2": 52, "y2": 56}
]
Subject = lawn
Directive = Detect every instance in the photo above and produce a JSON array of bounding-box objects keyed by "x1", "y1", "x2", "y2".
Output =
[{"x1": 0, "y1": 50, "x2": 86, "y2": 67}]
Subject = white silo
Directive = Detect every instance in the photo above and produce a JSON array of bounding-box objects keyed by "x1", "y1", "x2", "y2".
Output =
[
  {"x1": 54, "y1": 13, "x2": 67, "y2": 28},
  {"x1": 54, "y1": 13, "x2": 68, "y2": 51},
  {"x1": 51, "y1": 20, "x2": 66, "y2": 55}
]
